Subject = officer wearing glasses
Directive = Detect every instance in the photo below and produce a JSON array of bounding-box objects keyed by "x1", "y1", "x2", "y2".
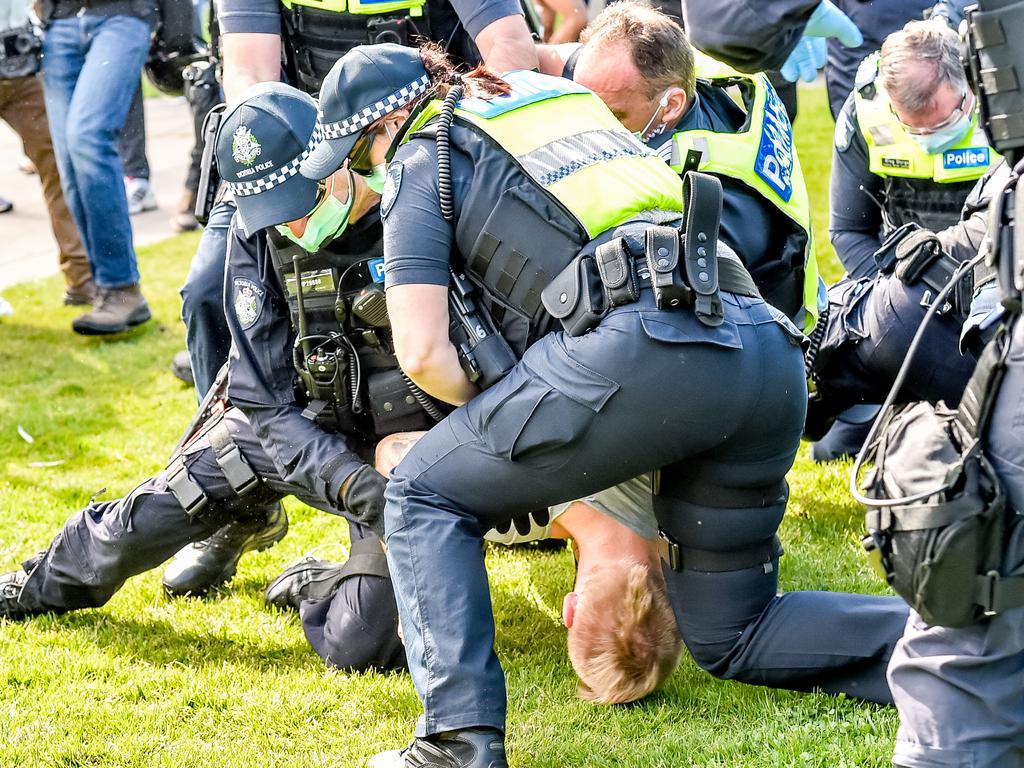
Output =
[
  {"x1": 808, "y1": 19, "x2": 1001, "y2": 461},
  {"x1": 830, "y1": 19, "x2": 1000, "y2": 280}
]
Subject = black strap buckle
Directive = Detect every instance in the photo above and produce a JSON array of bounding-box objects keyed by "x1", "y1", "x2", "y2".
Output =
[
  {"x1": 658, "y1": 529, "x2": 682, "y2": 571},
  {"x1": 165, "y1": 456, "x2": 208, "y2": 518}
]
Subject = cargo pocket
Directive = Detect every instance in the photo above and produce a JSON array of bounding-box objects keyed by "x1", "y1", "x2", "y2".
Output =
[{"x1": 478, "y1": 339, "x2": 619, "y2": 472}]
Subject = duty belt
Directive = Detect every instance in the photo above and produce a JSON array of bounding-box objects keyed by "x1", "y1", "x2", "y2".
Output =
[
  {"x1": 542, "y1": 229, "x2": 761, "y2": 337},
  {"x1": 658, "y1": 530, "x2": 784, "y2": 573}
]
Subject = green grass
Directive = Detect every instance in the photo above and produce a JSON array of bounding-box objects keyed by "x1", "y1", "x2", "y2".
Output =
[{"x1": 0, "y1": 83, "x2": 898, "y2": 767}]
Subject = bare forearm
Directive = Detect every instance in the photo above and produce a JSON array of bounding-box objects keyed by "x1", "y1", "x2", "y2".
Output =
[
  {"x1": 221, "y1": 33, "x2": 281, "y2": 103},
  {"x1": 475, "y1": 15, "x2": 539, "y2": 72}
]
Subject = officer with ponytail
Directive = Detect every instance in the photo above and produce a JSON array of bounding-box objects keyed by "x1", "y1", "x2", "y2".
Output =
[{"x1": 303, "y1": 43, "x2": 908, "y2": 768}]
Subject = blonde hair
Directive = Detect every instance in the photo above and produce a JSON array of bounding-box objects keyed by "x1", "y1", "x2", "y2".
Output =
[{"x1": 568, "y1": 560, "x2": 682, "y2": 705}]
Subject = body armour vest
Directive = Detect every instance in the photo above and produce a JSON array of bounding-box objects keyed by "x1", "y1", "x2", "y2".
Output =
[
  {"x1": 279, "y1": 0, "x2": 474, "y2": 94},
  {"x1": 854, "y1": 52, "x2": 1001, "y2": 235},
  {"x1": 265, "y1": 214, "x2": 437, "y2": 439},
  {"x1": 402, "y1": 70, "x2": 684, "y2": 353},
  {"x1": 668, "y1": 53, "x2": 820, "y2": 332}
]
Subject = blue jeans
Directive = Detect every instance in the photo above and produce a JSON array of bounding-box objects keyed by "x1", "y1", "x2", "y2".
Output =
[
  {"x1": 42, "y1": 14, "x2": 152, "y2": 289},
  {"x1": 180, "y1": 199, "x2": 235, "y2": 398}
]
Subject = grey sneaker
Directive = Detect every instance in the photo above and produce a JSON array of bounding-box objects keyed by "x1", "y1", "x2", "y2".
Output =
[
  {"x1": 0, "y1": 570, "x2": 34, "y2": 620},
  {"x1": 71, "y1": 284, "x2": 151, "y2": 335},
  {"x1": 171, "y1": 350, "x2": 195, "y2": 386},
  {"x1": 125, "y1": 177, "x2": 157, "y2": 215},
  {"x1": 264, "y1": 558, "x2": 351, "y2": 611},
  {"x1": 162, "y1": 503, "x2": 288, "y2": 596}
]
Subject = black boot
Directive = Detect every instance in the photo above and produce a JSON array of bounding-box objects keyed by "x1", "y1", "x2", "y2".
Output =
[
  {"x1": 0, "y1": 570, "x2": 39, "y2": 620},
  {"x1": 161, "y1": 503, "x2": 288, "y2": 596},
  {"x1": 368, "y1": 728, "x2": 507, "y2": 768},
  {"x1": 264, "y1": 558, "x2": 351, "y2": 611}
]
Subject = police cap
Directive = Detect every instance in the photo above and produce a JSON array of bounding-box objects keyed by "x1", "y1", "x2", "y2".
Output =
[
  {"x1": 216, "y1": 82, "x2": 321, "y2": 237},
  {"x1": 300, "y1": 43, "x2": 430, "y2": 180}
]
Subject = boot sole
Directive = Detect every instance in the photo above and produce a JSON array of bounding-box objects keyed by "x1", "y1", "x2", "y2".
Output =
[{"x1": 72, "y1": 306, "x2": 152, "y2": 336}]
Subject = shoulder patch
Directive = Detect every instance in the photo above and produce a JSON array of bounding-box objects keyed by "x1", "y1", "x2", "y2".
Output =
[
  {"x1": 835, "y1": 108, "x2": 854, "y2": 153},
  {"x1": 233, "y1": 277, "x2": 266, "y2": 330},
  {"x1": 380, "y1": 161, "x2": 403, "y2": 220}
]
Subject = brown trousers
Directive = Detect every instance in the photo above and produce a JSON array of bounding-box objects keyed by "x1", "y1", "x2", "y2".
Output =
[{"x1": 0, "y1": 73, "x2": 91, "y2": 290}]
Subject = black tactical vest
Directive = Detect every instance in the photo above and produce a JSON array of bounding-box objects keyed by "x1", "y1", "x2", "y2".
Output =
[
  {"x1": 882, "y1": 175, "x2": 979, "y2": 237},
  {"x1": 266, "y1": 213, "x2": 439, "y2": 439}
]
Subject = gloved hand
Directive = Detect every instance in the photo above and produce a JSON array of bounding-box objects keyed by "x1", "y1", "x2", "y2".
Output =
[
  {"x1": 781, "y1": 0, "x2": 864, "y2": 83},
  {"x1": 804, "y1": 0, "x2": 864, "y2": 47},
  {"x1": 341, "y1": 464, "x2": 388, "y2": 538},
  {"x1": 781, "y1": 36, "x2": 827, "y2": 83}
]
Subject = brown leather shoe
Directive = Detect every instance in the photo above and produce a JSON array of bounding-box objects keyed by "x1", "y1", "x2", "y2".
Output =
[
  {"x1": 72, "y1": 283, "x2": 151, "y2": 335},
  {"x1": 63, "y1": 279, "x2": 98, "y2": 306}
]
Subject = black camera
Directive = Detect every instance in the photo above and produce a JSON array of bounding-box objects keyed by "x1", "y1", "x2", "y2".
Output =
[{"x1": 0, "y1": 26, "x2": 42, "y2": 80}]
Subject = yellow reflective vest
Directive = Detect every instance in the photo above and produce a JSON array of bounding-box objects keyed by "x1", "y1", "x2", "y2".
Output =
[
  {"x1": 280, "y1": 0, "x2": 422, "y2": 16},
  {"x1": 854, "y1": 52, "x2": 999, "y2": 184},
  {"x1": 404, "y1": 70, "x2": 684, "y2": 239},
  {"x1": 666, "y1": 54, "x2": 820, "y2": 332}
]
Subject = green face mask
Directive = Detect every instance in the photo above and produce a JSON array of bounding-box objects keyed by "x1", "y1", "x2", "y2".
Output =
[
  {"x1": 276, "y1": 173, "x2": 353, "y2": 252},
  {"x1": 364, "y1": 163, "x2": 388, "y2": 195}
]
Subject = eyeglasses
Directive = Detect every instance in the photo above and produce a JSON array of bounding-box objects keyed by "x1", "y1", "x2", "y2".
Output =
[
  {"x1": 276, "y1": 179, "x2": 328, "y2": 235},
  {"x1": 347, "y1": 125, "x2": 381, "y2": 175},
  {"x1": 893, "y1": 91, "x2": 971, "y2": 136}
]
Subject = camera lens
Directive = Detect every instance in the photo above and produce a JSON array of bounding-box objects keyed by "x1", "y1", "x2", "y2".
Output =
[{"x1": 13, "y1": 32, "x2": 34, "y2": 54}]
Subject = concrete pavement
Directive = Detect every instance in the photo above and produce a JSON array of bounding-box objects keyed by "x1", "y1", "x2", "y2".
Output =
[{"x1": 0, "y1": 95, "x2": 195, "y2": 291}]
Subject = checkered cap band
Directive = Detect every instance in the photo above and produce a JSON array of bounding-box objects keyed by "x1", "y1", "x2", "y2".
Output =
[
  {"x1": 316, "y1": 75, "x2": 430, "y2": 141},
  {"x1": 226, "y1": 133, "x2": 320, "y2": 197}
]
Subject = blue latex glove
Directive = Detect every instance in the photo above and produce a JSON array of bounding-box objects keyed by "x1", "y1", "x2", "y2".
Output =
[
  {"x1": 804, "y1": 0, "x2": 864, "y2": 47},
  {"x1": 781, "y1": 36, "x2": 827, "y2": 83}
]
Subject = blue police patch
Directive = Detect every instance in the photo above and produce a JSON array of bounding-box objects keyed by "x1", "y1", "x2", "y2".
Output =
[
  {"x1": 368, "y1": 257, "x2": 386, "y2": 284},
  {"x1": 943, "y1": 146, "x2": 990, "y2": 170},
  {"x1": 380, "y1": 161, "x2": 403, "y2": 220},
  {"x1": 754, "y1": 81, "x2": 795, "y2": 202},
  {"x1": 457, "y1": 70, "x2": 590, "y2": 119},
  {"x1": 233, "y1": 277, "x2": 265, "y2": 330}
]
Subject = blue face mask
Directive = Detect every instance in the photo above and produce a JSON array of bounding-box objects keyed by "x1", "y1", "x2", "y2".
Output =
[{"x1": 911, "y1": 111, "x2": 973, "y2": 156}]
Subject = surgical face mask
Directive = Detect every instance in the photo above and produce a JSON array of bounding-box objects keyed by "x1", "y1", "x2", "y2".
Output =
[
  {"x1": 364, "y1": 163, "x2": 387, "y2": 194},
  {"x1": 355, "y1": 121, "x2": 394, "y2": 194},
  {"x1": 633, "y1": 91, "x2": 670, "y2": 142},
  {"x1": 276, "y1": 173, "x2": 353, "y2": 252},
  {"x1": 910, "y1": 110, "x2": 973, "y2": 155}
]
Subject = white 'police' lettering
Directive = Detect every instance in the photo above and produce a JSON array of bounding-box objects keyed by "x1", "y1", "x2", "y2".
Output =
[{"x1": 755, "y1": 82, "x2": 795, "y2": 203}]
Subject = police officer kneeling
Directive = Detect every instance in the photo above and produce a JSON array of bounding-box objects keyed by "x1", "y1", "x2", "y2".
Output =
[
  {"x1": 0, "y1": 84, "x2": 425, "y2": 677},
  {"x1": 298, "y1": 43, "x2": 910, "y2": 768}
]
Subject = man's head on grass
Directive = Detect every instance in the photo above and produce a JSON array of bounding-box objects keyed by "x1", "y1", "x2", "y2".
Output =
[{"x1": 375, "y1": 436, "x2": 682, "y2": 705}]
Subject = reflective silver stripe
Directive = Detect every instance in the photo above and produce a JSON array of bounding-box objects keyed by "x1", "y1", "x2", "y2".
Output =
[
  {"x1": 226, "y1": 133, "x2": 319, "y2": 197},
  {"x1": 316, "y1": 75, "x2": 430, "y2": 140},
  {"x1": 516, "y1": 129, "x2": 654, "y2": 187}
]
